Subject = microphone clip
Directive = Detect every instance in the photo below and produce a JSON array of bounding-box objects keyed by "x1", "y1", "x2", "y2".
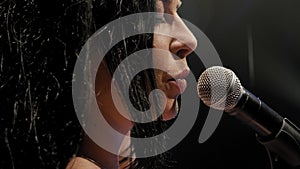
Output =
[{"x1": 257, "y1": 118, "x2": 300, "y2": 167}]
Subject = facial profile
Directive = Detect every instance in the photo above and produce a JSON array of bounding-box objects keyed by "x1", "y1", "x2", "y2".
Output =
[
  {"x1": 152, "y1": 0, "x2": 197, "y2": 120},
  {"x1": 94, "y1": 0, "x2": 198, "y2": 128}
]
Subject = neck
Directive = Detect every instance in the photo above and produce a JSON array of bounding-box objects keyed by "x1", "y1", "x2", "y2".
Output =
[{"x1": 79, "y1": 130, "x2": 132, "y2": 169}]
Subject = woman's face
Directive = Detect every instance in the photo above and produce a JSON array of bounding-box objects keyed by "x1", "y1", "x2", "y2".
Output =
[
  {"x1": 95, "y1": 0, "x2": 197, "y2": 132},
  {"x1": 153, "y1": 0, "x2": 197, "y2": 120}
]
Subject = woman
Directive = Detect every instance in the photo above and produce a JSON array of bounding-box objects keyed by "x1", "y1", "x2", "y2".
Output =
[
  {"x1": 0, "y1": 0, "x2": 196, "y2": 168},
  {"x1": 66, "y1": 0, "x2": 197, "y2": 168}
]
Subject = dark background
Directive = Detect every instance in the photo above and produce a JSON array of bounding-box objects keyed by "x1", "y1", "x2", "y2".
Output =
[
  {"x1": 173, "y1": 0, "x2": 300, "y2": 168},
  {"x1": 1, "y1": 0, "x2": 300, "y2": 169}
]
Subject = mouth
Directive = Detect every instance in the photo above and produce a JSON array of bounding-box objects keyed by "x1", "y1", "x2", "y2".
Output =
[{"x1": 167, "y1": 69, "x2": 190, "y2": 94}]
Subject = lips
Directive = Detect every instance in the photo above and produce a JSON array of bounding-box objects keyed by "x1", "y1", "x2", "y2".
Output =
[{"x1": 167, "y1": 68, "x2": 190, "y2": 94}]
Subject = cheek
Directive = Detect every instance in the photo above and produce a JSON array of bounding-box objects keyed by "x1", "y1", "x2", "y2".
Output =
[
  {"x1": 153, "y1": 34, "x2": 171, "y2": 65},
  {"x1": 152, "y1": 36, "x2": 173, "y2": 75},
  {"x1": 153, "y1": 69, "x2": 165, "y2": 86},
  {"x1": 153, "y1": 34, "x2": 170, "y2": 50}
]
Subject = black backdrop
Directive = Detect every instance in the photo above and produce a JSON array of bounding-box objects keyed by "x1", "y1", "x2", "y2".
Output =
[{"x1": 174, "y1": 0, "x2": 300, "y2": 168}]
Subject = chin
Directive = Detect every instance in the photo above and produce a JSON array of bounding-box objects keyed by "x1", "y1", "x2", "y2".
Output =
[{"x1": 161, "y1": 99, "x2": 179, "y2": 121}]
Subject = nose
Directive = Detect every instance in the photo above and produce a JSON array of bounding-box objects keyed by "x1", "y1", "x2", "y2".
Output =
[{"x1": 169, "y1": 15, "x2": 197, "y2": 59}]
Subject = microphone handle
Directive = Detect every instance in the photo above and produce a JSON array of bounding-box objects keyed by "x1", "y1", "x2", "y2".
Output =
[{"x1": 226, "y1": 88, "x2": 283, "y2": 137}]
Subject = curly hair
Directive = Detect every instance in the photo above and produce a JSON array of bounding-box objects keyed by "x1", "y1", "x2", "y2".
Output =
[{"x1": 0, "y1": 0, "x2": 176, "y2": 168}]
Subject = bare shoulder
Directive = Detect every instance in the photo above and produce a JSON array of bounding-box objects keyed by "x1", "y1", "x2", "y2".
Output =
[{"x1": 66, "y1": 157, "x2": 102, "y2": 169}]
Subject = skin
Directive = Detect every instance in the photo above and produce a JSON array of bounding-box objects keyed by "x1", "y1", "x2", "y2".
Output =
[
  {"x1": 66, "y1": 0, "x2": 197, "y2": 168},
  {"x1": 153, "y1": 0, "x2": 197, "y2": 120}
]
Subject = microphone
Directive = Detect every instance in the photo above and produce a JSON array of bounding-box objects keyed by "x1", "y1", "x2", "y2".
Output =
[{"x1": 197, "y1": 66, "x2": 300, "y2": 167}]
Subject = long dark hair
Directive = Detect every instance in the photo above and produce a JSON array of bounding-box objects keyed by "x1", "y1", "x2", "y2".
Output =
[{"x1": 0, "y1": 0, "x2": 175, "y2": 168}]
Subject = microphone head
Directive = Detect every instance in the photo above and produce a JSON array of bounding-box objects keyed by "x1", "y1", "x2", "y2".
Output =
[{"x1": 197, "y1": 66, "x2": 243, "y2": 111}]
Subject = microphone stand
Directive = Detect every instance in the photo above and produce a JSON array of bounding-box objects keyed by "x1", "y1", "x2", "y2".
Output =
[{"x1": 257, "y1": 118, "x2": 300, "y2": 168}]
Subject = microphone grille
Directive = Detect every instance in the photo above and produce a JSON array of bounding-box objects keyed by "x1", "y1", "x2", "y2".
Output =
[{"x1": 197, "y1": 66, "x2": 242, "y2": 111}]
